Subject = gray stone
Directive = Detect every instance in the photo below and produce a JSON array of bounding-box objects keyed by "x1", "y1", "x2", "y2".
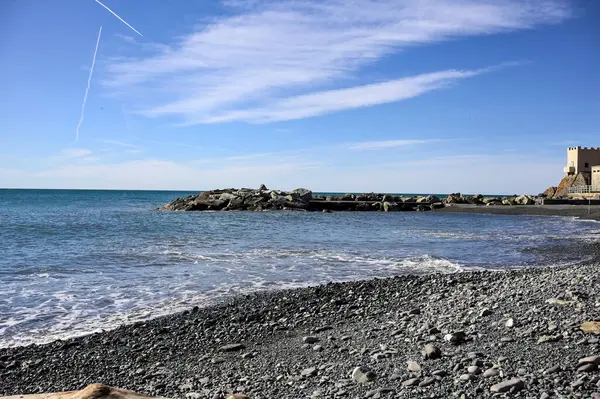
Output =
[
  {"x1": 418, "y1": 377, "x2": 436, "y2": 387},
  {"x1": 407, "y1": 361, "x2": 421, "y2": 372},
  {"x1": 422, "y1": 343, "x2": 442, "y2": 359},
  {"x1": 402, "y1": 378, "x2": 420, "y2": 387},
  {"x1": 301, "y1": 367, "x2": 317, "y2": 377},
  {"x1": 538, "y1": 335, "x2": 561, "y2": 344},
  {"x1": 219, "y1": 343, "x2": 245, "y2": 352},
  {"x1": 578, "y1": 355, "x2": 600, "y2": 365},
  {"x1": 459, "y1": 374, "x2": 476, "y2": 381},
  {"x1": 490, "y1": 378, "x2": 525, "y2": 393},
  {"x1": 543, "y1": 365, "x2": 561, "y2": 375},
  {"x1": 444, "y1": 331, "x2": 466, "y2": 345},
  {"x1": 483, "y1": 368, "x2": 499, "y2": 378},
  {"x1": 352, "y1": 366, "x2": 376, "y2": 383},
  {"x1": 577, "y1": 363, "x2": 598, "y2": 372},
  {"x1": 303, "y1": 336, "x2": 319, "y2": 344},
  {"x1": 467, "y1": 366, "x2": 481, "y2": 375},
  {"x1": 505, "y1": 318, "x2": 515, "y2": 328},
  {"x1": 432, "y1": 370, "x2": 447, "y2": 378}
]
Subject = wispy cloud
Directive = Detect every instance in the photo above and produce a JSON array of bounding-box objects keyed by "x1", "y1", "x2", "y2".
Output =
[
  {"x1": 103, "y1": 0, "x2": 570, "y2": 125},
  {"x1": 115, "y1": 33, "x2": 136, "y2": 43},
  {"x1": 97, "y1": 139, "x2": 143, "y2": 151},
  {"x1": 59, "y1": 148, "x2": 93, "y2": 158},
  {"x1": 226, "y1": 152, "x2": 274, "y2": 161},
  {"x1": 348, "y1": 139, "x2": 433, "y2": 151}
]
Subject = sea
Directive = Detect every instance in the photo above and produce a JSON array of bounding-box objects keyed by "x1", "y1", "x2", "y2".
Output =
[{"x1": 1, "y1": 189, "x2": 598, "y2": 348}]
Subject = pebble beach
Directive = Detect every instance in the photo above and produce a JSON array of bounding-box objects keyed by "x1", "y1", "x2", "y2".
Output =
[{"x1": 1, "y1": 240, "x2": 600, "y2": 398}]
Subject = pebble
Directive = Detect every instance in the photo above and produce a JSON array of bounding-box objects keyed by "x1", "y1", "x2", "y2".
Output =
[
  {"x1": 219, "y1": 343, "x2": 245, "y2": 352},
  {"x1": 490, "y1": 378, "x2": 525, "y2": 393},
  {"x1": 459, "y1": 374, "x2": 476, "y2": 382},
  {"x1": 432, "y1": 370, "x2": 447, "y2": 378},
  {"x1": 578, "y1": 355, "x2": 600, "y2": 365},
  {"x1": 418, "y1": 377, "x2": 436, "y2": 387},
  {"x1": 407, "y1": 361, "x2": 421, "y2": 372},
  {"x1": 303, "y1": 336, "x2": 319, "y2": 344},
  {"x1": 352, "y1": 366, "x2": 376, "y2": 383},
  {"x1": 301, "y1": 367, "x2": 317, "y2": 377},
  {"x1": 467, "y1": 366, "x2": 481, "y2": 375},
  {"x1": 543, "y1": 365, "x2": 561, "y2": 375},
  {"x1": 538, "y1": 335, "x2": 561, "y2": 344},
  {"x1": 444, "y1": 331, "x2": 466, "y2": 345},
  {"x1": 577, "y1": 363, "x2": 598, "y2": 372},
  {"x1": 402, "y1": 378, "x2": 420, "y2": 387},
  {"x1": 505, "y1": 318, "x2": 515, "y2": 328},
  {"x1": 483, "y1": 368, "x2": 499, "y2": 378},
  {"x1": 422, "y1": 343, "x2": 442, "y2": 359}
]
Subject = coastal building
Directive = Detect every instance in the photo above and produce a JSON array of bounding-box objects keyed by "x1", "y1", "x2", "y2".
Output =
[
  {"x1": 593, "y1": 166, "x2": 600, "y2": 187},
  {"x1": 564, "y1": 146, "x2": 600, "y2": 176},
  {"x1": 563, "y1": 146, "x2": 600, "y2": 197}
]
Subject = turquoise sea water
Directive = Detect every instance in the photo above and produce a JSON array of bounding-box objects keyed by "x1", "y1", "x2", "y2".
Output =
[{"x1": 0, "y1": 189, "x2": 597, "y2": 348}]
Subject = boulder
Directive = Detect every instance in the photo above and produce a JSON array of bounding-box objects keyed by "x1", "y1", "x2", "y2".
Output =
[
  {"x1": 467, "y1": 194, "x2": 484, "y2": 205},
  {"x1": 444, "y1": 193, "x2": 466, "y2": 204},
  {"x1": 383, "y1": 202, "x2": 398, "y2": 212},
  {"x1": 541, "y1": 186, "x2": 557, "y2": 198},
  {"x1": 514, "y1": 195, "x2": 534, "y2": 205},
  {"x1": 291, "y1": 188, "x2": 313, "y2": 203},
  {"x1": 425, "y1": 195, "x2": 441, "y2": 203},
  {"x1": 555, "y1": 173, "x2": 589, "y2": 198}
]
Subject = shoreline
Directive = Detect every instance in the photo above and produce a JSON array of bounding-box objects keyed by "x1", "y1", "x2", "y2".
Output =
[
  {"x1": 2, "y1": 258, "x2": 600, "y2": 398},
  {"x1": 436, "y1": 204, "x2": 600, "y2": 221}
]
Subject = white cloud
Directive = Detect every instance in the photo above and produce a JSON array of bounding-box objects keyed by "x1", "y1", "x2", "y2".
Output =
[
  {"x1": 103, "y1": 0, "x2": 570, "y2": 125},
  {"x1": 348, "y1": 139, "x2": 433, "y2": 151},
  {"x1": 197, "y1": 68, "x2": 492, "y2": 123}
]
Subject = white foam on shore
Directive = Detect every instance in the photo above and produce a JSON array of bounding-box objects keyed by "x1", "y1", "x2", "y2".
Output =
[{"x1": 0, "y1": 251, "x2": 464, "y2": 348}]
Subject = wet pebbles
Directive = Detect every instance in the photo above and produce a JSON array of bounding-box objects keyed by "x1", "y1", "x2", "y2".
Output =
[{"x1": 1, "y1": 262, "x2": 600, "y2": 398}]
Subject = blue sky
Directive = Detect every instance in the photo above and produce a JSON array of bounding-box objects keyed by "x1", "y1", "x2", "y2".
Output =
[{"x1": 0, "y1": 0, "x2": 598, "y2": 193}]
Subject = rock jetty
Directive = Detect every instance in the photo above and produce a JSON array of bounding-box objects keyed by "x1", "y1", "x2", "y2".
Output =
[
  {"x1": 160, "y1": 186, "x2": 446, "y2": 212},
  {"x1": 161, "y1": 186, "x2": 541, "y2": 212}
]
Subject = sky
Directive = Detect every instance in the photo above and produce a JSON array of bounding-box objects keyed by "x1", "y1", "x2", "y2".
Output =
[{"x1": 0, "y1": 0, "x2": 598, "y2": 194}]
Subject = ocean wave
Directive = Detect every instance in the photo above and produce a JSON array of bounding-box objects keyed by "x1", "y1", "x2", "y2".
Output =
[{"x1": 0, "y1": 252, "x2": 462, "y2": 348}]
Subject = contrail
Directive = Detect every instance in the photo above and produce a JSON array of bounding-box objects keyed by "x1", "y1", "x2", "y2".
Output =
[
  {"x1": 75, "y1": 26, "x2": 102, "y2": 143},
  {"x1": 94, "y1": 0, "x2": 143, "y2": 36}
]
